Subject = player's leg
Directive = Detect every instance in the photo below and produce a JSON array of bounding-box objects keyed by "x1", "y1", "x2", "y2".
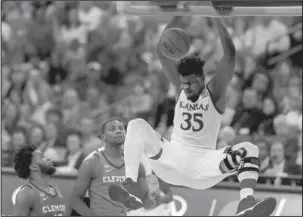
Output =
[
  {"x1": 109, "y1": 118, "x2": 165, "y2": 208},
  {"x1": 219, "y1": 142, "x2": 277, "y2": 216},
  {"x1": 124, "y1": 118, "x2": 164, "y2": 182}
]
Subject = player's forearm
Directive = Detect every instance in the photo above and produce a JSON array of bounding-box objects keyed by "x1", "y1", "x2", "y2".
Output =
[{"x1": 213, "y1": 19, "x2": 236, "y2": 57}]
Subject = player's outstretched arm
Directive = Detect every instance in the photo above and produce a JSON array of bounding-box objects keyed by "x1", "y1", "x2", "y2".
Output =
[
  {"x1": 156, "y1": 16, "x2": 183, "y2": 95},
  {"x1": 207, "y1": 18, "x2": 236, "y2": 114},
  {"x1": 12, "y1": 187, "x2": 36, "y2": 216},
  {"x1": 71, "y1": 159, "x2": 99, "y2": 216}
]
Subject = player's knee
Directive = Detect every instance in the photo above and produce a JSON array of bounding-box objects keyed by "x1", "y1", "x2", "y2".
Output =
[
  {"x1": 128, "y1": 118, "x2": 149, "y2": 133},
  {"x1": 241, "y1": 142, "x2": 259, "y2": 158}
]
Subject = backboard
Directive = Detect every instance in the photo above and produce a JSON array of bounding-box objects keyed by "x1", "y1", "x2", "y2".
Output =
[{"x1": 117, "y1": 1, "x2": 302, "y2": 17}]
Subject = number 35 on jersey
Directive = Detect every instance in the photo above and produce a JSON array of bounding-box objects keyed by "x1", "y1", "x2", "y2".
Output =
[{"x1": 180, "y1": 112, "x2": 204, "y2": 132}]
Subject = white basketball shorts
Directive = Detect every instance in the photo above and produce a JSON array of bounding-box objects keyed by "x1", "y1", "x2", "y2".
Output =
[{"x1": 146, "y1": 137, "x2": 236, "y2": 190}]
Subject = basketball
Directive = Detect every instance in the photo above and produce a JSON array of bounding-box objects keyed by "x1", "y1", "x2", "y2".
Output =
[{"x1": 159, "y1": 28, "x2": 191, "y2": 60}]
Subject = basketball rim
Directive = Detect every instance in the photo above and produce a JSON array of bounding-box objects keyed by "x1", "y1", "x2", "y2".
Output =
[{"x1": 116, "y1": 1, "x2": 302, "y2": 17}]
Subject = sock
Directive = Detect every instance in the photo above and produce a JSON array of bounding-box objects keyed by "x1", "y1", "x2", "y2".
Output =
[
  {"x1": 238, "y1": 157, "x2": 259, "y2": 200},
  {"x1": 240, "y1": 188, "x2": 254, "y2": 200}
]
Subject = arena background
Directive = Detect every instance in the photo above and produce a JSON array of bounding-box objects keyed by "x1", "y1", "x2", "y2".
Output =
[{"x1": 1, "y1": 1, "x2": 302, "y2": 216}]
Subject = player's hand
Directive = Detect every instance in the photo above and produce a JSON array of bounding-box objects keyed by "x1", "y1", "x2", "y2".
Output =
[
  {"x1": 210, "y1": 1, "x2": 233, "y2": 16},
  {"x1": 155, "y1": 194, "x2": 173, "y2": 204}
]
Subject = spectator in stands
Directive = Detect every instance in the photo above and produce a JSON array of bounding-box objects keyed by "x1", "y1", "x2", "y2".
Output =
[
  {"x1": 130, "y1": 82, "x2": 154, "y2": 119},
  {"x1": 244, "y1": 17, "x2": 290, "y2": 58},
  {"x1": 217, "y1": 126, "x2": 236, "y2": 149},
  {"x1": 59, "y1": 8, "x2": 87, "y2": 45},
  {"x1": 44, "y1": 123, "x2": 62, "y2": 148},
  {"x1": 26, "y1": 6, "x2": 55, "y2": 59},
  {"x1": 43, "y1": 123, "x2": 68, "y2": 164},
  {"x1": 47, "y1": 52, "x2": 68, "y2": 85},
  {"x1": 56, "y1": 129, "x2": 85, "y2": 174},
  {"x1": 3, "y1": 101, "x2": 20, "y2": 135},
  {"x1": 273, "y1": 115, "x2": 289, "y2": 136},
  {"x1": 255, "y1": 139, "x2": 270, "y2": 174},
  {"x1": 231, "y1": 88, "x2": 262, "y2": 135},
  {"x1": 273, "y1": 114, "x2": 300, "y2": 163},
  {"x1": 80, "y1": 117, "x2": 105, "y2": 157},
  {"x1": 78, "y1": 1, "x2": 103, "y2": 32},
  {"x1": 11, "y1": 127, "x2": 28, "y2": 150},
  {"x1": 264, "y1": 141, "x2": 301, "y2": 177},
  {"x1": 2, "y1": 126, "x2": 27, "y2": 167},
  {"x1": 45, "y1": 107, "x2": 63, "y2": 127},
  {"x1": 243, "y1": 68, "x2": 272, "y2": 101},
  {"x1": 6, "y1": 70, "x2": 27, "y2": 104},
  {"x1": 28, "y1": 124, "x2": 46, "y2": 151},
  {"x1": 83, "y1": 86, "x2": 108, "y2": 118},
  {"x1": 257, "y1": 96, "x2": 278, "y2": 136},
  {"x1": 18, "y1": 104, "x2": 32, "y2": 128},
  {"x1": 65, "y1": 38, "x2": 87, "y2": 81},
  {"x1": 62, "y1": 88, "x2": 82, "y2": 128}
]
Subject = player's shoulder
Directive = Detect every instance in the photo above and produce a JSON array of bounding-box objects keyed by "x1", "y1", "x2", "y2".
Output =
[
  {"x1": 15, "y1": 185, "x2": 37, "y2": 205},
  {"x1": 83, "y1": 148, "x2": 104, "y2": 163},
  {"x1": 80, "y1": 149, "x2": 105, "y2": 176},
  {"x1": 175, "y1": 89, "x2": 184, "y2": 101}
]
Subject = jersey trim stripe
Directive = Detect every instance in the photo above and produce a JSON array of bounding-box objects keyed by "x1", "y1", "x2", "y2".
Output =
[
  {"x1": 101, "y1": 151, "x2": 125, "y2": 169},
  {"x1": 150, "y1": 148, "x2": 163, "y2": 160}
]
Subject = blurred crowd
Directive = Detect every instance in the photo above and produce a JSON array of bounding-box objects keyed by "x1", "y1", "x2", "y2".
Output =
[{"x1": 2, "y1": 1, "x2": 302, "y2": 184}]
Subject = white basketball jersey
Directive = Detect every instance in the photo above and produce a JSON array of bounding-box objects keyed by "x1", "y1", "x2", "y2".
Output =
[{"x1": 171, "y1": 88, "x2": 222, "y2": 150}]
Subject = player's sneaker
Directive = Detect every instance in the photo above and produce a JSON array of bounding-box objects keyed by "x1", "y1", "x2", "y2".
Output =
[
  {"x1": 236, "y1": 196, "x2": 277, "y2": 216},
  {"x1": 108, "y1": 178, "x2": 148, "y2": 210}
]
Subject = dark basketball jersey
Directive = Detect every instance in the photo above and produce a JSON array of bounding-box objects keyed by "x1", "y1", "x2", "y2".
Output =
[
  {"x1": 20, "y1": 183, "x2": 68, "y2": 216},
  {"x1": 86, "y1": 149, "x2": 126, "y2": 216}
]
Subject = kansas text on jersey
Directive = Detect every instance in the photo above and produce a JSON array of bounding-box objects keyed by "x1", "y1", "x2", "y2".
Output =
[{"x1": 171, "y1": 88, "x2": 222, "y2": 149}]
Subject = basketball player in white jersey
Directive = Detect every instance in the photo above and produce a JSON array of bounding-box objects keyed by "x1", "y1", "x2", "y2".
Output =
[{"x1": 109, "y1": 17, "x2": 277, "y2": 216}]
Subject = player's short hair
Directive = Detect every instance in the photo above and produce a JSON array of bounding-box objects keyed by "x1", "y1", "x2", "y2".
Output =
[
  {"x1": 13, "y1": 146, "x2": 36, "y2": 179},
  {"x1": 177, "y1": 56, "x2": 206, "y2": 77},
  {"x1": 101, "y1": 117, "x2": 125, "y2": 134}
]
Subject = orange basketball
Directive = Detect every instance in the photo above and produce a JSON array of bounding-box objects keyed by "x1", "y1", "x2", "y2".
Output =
[{"x1": 160, "y1": 28, "x2": 191, "y2": 60}]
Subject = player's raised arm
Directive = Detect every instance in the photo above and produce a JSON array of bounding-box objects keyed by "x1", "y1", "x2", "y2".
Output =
[
  {"x1": 71, "y1": 159, "x2": 100, "y2": 216},
  {"x1": 207, "y1": 18, "x2": 236, "y2": 113},
  {"x1": 12, "y1": 187, "x2": 36, "y2": 216},
  {"x1": 156, "y1": 16, "x2": 183, "y2": 94}
]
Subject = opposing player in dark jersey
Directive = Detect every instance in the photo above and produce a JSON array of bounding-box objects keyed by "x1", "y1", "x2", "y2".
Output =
[
  {"x1": 12, "y1": 146, "x2": 70, "y2": 216},
  {"x1": 71, "y1": 118, "x2": 149, "y2": 216}
]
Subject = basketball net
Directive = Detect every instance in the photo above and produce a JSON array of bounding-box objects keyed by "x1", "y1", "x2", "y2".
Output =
[{"x1": 117, "y1": 1, "x2": 302, "y2": 17}]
